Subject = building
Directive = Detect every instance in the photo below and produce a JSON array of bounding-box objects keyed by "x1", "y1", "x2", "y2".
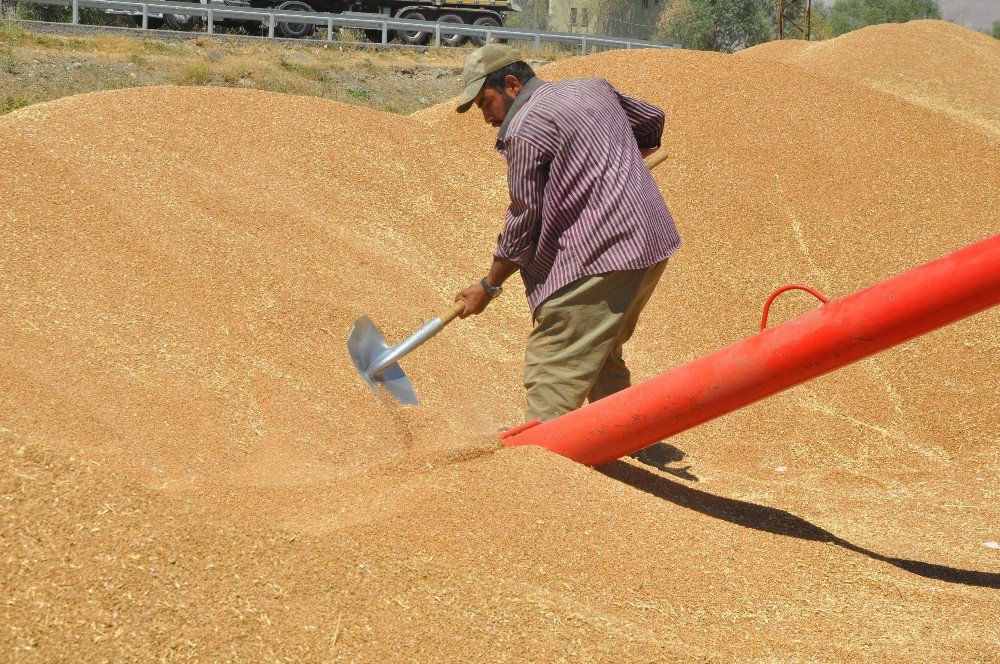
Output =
[{"x1": 548, "y1": 0, "x2": 663, "y2": 39}]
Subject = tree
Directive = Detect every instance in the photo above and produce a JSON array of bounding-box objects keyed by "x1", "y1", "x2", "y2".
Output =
[
  {"x1": 824, "y1": 0, "x2": 941, "y2": 37},
  {"x1": 656, "y1": 0, "x2": 715, "y2": 49},
  {"x1": 655, "y1": 0, "x2": 772, "y2": 52},
  {"x1": 714, "y1": 0, "x2": 772, "y2": 50},
  {"x1": 807, "y1": 7, "x2": 837, "y2": 40},
  {"x1": 992, "y1": 19, "x2": 1000, "y2": 40},
  {"x1": 506, "y1": 0, "x2": 549, "y2": 32},
  {"x1": 590, "y1": 0, "x2": 664, "y2": 41}
]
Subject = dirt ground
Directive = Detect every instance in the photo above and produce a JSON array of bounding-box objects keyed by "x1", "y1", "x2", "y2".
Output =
[{"x1": 0, "y1": 18, "x2": 998, "y2": 663}]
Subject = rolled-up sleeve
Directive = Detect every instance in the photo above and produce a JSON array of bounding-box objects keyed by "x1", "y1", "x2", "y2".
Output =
[
  {"x1": 494, "y1": 137, "x2": 550, "y2": 267},
  {"x1": 614, "y1": 88, "x2": 664, "y2": 150}
]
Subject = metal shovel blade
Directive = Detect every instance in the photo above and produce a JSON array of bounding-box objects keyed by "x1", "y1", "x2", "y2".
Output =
[{"x1": 347, "y1": 316, "x2": 419, "y2": 405}]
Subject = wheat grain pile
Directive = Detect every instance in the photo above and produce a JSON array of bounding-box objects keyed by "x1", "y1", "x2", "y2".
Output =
[
  {"x1": 1, "y1": 19, "x2": 998, "y2": 662},
  {"x1": 739, "y1": 19, "x2": 1000, "y2": 137}
]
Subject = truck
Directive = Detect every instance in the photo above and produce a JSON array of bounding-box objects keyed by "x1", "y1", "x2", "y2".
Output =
[{"x1": 126, "y1": 0, "x2": 519, "y2": 44}]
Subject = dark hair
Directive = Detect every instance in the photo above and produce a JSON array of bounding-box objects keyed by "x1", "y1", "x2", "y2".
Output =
[{"x1": 483, "y1": 61, "x2": 536, "y2": 93}]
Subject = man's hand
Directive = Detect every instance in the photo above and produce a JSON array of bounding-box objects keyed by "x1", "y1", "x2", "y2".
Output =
[
  {"x1": 458, "y1": 258, "x2": 517, "y2": 318},
  {"x1": 640, "y1": 147, "x2": 658, "y2": 158},
  {"x1": 456, "y1": 282, "x2": 491, "y2": 318}
]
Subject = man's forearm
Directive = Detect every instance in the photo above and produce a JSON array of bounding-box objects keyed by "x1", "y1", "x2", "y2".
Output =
[{"x1": 485, "y1": 257, "x2": 520, "y2": 287}]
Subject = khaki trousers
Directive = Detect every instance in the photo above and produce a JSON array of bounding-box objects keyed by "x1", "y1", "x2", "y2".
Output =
[{"x1": 523, "y1": 259, "x2": 668, "y2": 422}]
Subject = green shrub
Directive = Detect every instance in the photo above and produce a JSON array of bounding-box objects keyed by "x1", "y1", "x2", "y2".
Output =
[
  {"x1": 176, "y1": 60, "x2": 212, "y2": 84},
  {"x1": 1, "y1": 94, "x2": 32, "y2": 114}
]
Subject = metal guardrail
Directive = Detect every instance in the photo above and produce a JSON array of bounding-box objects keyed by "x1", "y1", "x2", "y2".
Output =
[{"x1": 1, "y1": 0, "x2": 679, "y2": 53}]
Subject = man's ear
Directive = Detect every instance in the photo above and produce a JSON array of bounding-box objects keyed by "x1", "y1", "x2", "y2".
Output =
[{"x1": 504, "y1": 74, "x2": 524, "y2": 97}]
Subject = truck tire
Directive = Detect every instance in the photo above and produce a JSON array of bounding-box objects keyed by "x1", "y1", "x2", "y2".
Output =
[
  {"x1": 436, "y1": 14, "x2": 466, "y2": 47},
  {"x1": 162, "y1": 10, "x2": 201, "y2": 32},
  {"x1": 364, "y1": 29, "x2": 387, "y2": 43},
  {"x1": 470, "y1": 16, "x2": 503, "y2": 46},
  {"x1": 275, "y1": 1, "x2": 316, "y2": 39},
  {"x1": 396, "y1": 10, "x2": 430, "y2": 46}
]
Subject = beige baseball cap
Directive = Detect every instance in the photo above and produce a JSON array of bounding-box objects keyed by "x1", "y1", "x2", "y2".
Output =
[{"x1": 455, "y1": 44, "x2": 522, "y2": 113}]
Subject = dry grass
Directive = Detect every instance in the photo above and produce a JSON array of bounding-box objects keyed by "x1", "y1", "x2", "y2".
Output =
[
  {"x1": 0, "y1": 21, "x2": 470, "y2": 114},
  {"x1": 337, "y1": 27, "x2": 365, "y2": 43},
  {"x1": 174, "y1": 60, "x2": 212, "y2": 85},
  {"x1": 218, "y1": 59, "x2": 253, "y2": 84},
  {"x1": 278, "y1": 56, "x2": 329, "y2": 81}
]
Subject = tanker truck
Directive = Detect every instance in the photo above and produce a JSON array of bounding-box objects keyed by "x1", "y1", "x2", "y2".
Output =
[{"x1": 135, "y1": 0, "x2": 518, "y2": 43}]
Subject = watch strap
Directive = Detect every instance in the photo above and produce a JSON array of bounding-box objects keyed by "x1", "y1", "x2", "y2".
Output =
[{"x1": 480, "y1": 278, "x2": 502, "y2": 299}]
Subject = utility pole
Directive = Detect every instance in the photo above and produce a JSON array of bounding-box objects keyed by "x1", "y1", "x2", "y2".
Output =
[{"x1": 778, "y1": 0, "x2": 812, "y2": 40}]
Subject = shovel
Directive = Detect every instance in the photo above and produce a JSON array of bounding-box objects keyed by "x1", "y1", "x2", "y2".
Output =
[
  {"x1": 348, "y1": 149, "x2": 671, "y2": 405},
  {"x1": 347, "y1": 301, "x2": 466, "y2": 405}
]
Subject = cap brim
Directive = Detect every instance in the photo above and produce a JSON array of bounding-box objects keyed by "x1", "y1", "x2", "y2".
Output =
[{"x1": 455, "y1": 76, "x2": 485, "y2": 113}]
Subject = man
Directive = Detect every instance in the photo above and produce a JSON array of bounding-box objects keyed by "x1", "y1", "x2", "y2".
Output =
[{"x1": 454, "y1": 45, "x2": 681, "y2": 424}]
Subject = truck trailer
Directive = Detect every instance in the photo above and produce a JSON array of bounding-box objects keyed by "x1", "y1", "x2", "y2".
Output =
[{"x1": 130, "y1": 0, "x2": 519, "y2": 43}]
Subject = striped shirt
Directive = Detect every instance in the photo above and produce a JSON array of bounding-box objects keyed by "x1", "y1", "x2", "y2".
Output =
[{"x1": 494, "y1": 77, "x2": 681, "y2": 315}]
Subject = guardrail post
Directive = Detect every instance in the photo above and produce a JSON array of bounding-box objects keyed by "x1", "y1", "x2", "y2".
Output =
[
  {"x1": 534, "y1": 33, "x2": 540, "y2": 53},
  {"x1": 268, "y1": 12, "x2": 275, "y2": 38},
  {"x1": 581, "y1": 34, "x2": 587, "y2": 54},
  {"x1": 381, "y1": 19, "x2": 387, "y2": 44},
  {"x1": 327, "y1": 17, "x2": 333, "y2": 41},
  {"x1": 207, "y1": 7, "x2": 214, "y2": 34},
  {"x1": 72, "y1": 0, "x2": 79, "y2": 24},
  {"x1": 434, "y1": 23, "x2": 440, "y2": 47}
]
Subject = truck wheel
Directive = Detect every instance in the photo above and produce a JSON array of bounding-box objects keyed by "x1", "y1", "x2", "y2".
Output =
[
  {"x1": 275, "y1": 1, "x2": 316, "y2": 39},
  {"x1": 364, "y1": 29, "x2": 386, "y2": 43},
  {"x1": 162, "y1": 11, "x2": 201, "y2": 32},
  {"x1": 436, "y1": 14, "x2": 466, "y2": 47},
  {"x1": 470, "y1": 16, "x2": 503, "y2": 46},
  {"x1": 396, "y1": 10, "x2": 430, "y2": 46}
]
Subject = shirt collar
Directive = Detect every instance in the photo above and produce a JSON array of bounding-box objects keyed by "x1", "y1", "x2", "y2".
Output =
[{"x1": 496, "y1": 77, "x2": 545, "y2": 145}]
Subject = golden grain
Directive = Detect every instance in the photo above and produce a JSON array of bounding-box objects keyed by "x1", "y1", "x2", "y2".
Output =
[{"x1": 0, "y1": 19, "x2": 997, "y2": 661}]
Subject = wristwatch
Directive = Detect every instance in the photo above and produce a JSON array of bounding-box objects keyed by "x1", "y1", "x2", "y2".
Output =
[{"x1": 480, "y1": 278, "x2": 503, "y2": 299}]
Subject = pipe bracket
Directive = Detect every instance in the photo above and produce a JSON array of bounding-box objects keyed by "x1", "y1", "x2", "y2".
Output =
[{"x1": 760, "y1": 284, "x2": 830, "y2": 330}]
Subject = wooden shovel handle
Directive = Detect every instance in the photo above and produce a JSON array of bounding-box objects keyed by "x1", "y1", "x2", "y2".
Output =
[
  {"x1": 644, "y1": 149, "x2": 670, "y2": 171},
  {"x1": 439, "y1": 301, "x2": 467, "y2": 325}
]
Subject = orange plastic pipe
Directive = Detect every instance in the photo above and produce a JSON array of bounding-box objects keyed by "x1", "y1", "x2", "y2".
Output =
[{"x1": 502, "y1": 233, "x2": 1000, "y2": 466}]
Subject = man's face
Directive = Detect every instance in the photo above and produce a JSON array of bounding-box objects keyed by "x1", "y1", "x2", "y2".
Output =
[{"x1": 472, "y1": 75, "x2": 523, "y2": 128}]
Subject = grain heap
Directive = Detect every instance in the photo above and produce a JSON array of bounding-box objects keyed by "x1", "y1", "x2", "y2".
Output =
[
  {"x1": 2, "y1": 19, "x2": 998, "y2": 661},
  {"x1": 739, "y1": 19, "x2": 1000, "y2": 136}
]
